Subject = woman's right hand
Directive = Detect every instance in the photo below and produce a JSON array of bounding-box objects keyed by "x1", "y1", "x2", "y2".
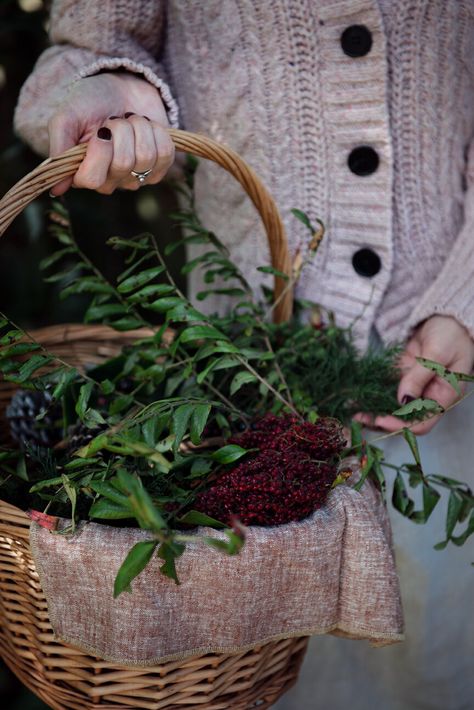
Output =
[{"x1": 48, "y1": 71, "x2": 175, "y2": 196}]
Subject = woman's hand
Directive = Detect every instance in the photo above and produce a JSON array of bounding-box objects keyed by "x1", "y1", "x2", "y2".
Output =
[
  {"x1": 355, "y1": 315, "x2": 474, "y2": 435},
  {"x1": 48, "y1": 71, "x2": 175, "y2": 196}
]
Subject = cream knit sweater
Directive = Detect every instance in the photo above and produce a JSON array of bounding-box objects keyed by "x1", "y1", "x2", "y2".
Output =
[{"x1": 13, "y1": 0, "x2": 474, "y2": 349}]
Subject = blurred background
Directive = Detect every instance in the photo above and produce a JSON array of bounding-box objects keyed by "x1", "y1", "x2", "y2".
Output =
[{"x1": 0, "y1": 0, "x2": 181, "y2": 706}]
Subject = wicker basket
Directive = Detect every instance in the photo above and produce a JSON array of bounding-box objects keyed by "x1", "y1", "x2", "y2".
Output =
[{"x1": 0, "y1": 132, "x2": 310, "y2": 709}]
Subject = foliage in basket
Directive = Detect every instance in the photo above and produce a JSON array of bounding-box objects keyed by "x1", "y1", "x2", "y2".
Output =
[{"x1": 0, "y1": 159, "x2": 473, "y2": 597}]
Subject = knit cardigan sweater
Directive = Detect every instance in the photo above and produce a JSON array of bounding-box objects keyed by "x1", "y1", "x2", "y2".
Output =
[{"x1": 13, "y1": 0, "x2": 474, "y2": 349}]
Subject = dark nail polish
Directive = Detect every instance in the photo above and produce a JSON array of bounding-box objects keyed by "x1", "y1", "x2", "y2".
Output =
[
  {"x1": 97, "y1": 127, "x2": 112, "y2": 140},
  {"x1": 109, "y1": 115, "x2": 120, "y2": 120},
  {"x1": 124, "y1": 112, "x2": 135, "y2": 118},
  {"x1": 143, "y1": 115, "x2": 151, "y2": 121},
  {"x1": 401, "y1": 394, "x2": 415, "y2": 405}
]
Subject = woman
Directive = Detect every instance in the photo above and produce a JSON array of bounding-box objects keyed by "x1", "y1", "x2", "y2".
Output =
[{"x1": 14, "y1": 1, "x2": 474, "y2": 708}]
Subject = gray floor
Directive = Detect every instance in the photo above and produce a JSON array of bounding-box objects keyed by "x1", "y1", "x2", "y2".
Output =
[{"x1": 274, "y1": 393, "x2": 474, "y2": 710}]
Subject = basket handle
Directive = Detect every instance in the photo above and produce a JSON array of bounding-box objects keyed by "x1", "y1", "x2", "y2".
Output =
[{"x1": 0, "y1": 129, "x2": 292, "y2": 323}]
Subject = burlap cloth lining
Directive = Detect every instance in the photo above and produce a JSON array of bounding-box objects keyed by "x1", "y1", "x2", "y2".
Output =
[{"x1": 30, "y1": 462, "x2": 404, "y2": 665}]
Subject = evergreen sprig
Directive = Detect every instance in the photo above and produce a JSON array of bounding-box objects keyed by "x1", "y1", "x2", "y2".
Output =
[{"x1": 0, "y1": 161, "x2": 472, "y2": 595}]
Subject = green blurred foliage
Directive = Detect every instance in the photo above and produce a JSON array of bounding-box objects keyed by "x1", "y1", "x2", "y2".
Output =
[{"x1": 0, "y1": 1, "x2": 183, "y2": 706}]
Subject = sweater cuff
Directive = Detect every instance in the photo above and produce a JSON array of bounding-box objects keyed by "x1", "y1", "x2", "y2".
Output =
[
  {"x1": 406, "y1": 223, "x2": 474, "y2": 342},
  {"x1": 75, "y1": 57, "x2": 179, "y2": 129}
]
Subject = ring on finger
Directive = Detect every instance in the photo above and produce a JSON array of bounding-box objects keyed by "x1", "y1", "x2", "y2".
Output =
[{"x1": 131, "y1": 168, "x2": 153, "y2": 185}]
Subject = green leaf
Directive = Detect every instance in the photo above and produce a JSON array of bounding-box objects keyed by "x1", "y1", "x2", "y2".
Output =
[
  {"x1": 211, "y1": 444, "x2": 248, "y2": 465},
  {"x1": 230, "y1": 371, "x2": 258, "y2": 396},
  {"x1": 392, "y1": 472, "x2": 414, "y2": 516},
  {"x1": 403, "y1": 428, "x2": 421, "y2": 466},
  {"x1": 189, "y1": 457, "x2": 213, "y2": 478},
  {"x1": 196, "y1": 287, "x2": 248, "y2": 300},
  {"x1": 30, "y1": 475, "x2": 65, "y2": 492},
  {"x1": 0, "y1": 342, "x2": 40, "y2": 359},
  {"x1": 85, "y1": 303, "x2": 126, "y2": 322},
  {"x1": 194, "y1": 341, "x2": 239, "y2": 361},
  {"x1": 445, "y1": 491, "x2": 464, "y2": 539},
  {"x1": 450, "y1": 510, "x2": 474, "y2": 547},
  {"x1": 179, "y1": 325, "x2": 228, "y2": 344},
  {"x1": 172, "y1": 403, "x2": 193, "y2": 452},
  {"x1": 43, "y1": 265, "x2": 82, "y2": 283},
  {"x1": 39, "y1": 247, "x2": 75, "y2": 270},
  {"x1": 410, "y1": 483, "x2": 440, "y2": 523},
  {"x1": 203, "y1": 529, "x2": 245, "y2": 555},
  {"x1": 15, "y1": 456, "x2": 28, "y2": 481},
  {"x1": 117, "y1": 267, "x2": 165, "y2": 293},
  {"x1": 75, "y1": 433, "x2": 109, "y2": 458},
  {"x1": 110, "y1": 317, "x2": 145, "y2": 331},
  {"x1": 128, "y1": 283, "x2": 175, "y2": 303},
  {"x1": 64, "y1": 457, "x2": 101, "y2": 470},
  {"x1": 291, "y1": 208, "x2": 315, "y2": 233},
  {"x1": 157, "y1": 541, "x2": 185, "y2": 584},
  {"x1": 166, "y1": 304, "x2": 205, "y2": 322},
  {"x1": 13, "y1": 354, "x2": 53, "y2": 383},
  {"x1": 114, "y1": 540, "x2": 158, "y2": 597},
  {"x1": 190, "y1": 404, "x2": 211, "y2": 445},
  {"x1": 52, "y1": 368, "x2": 78, "y2": 401},
  {"x1": 256, "y1": 266, "x2": 289, "y2": 281},
  {"x1": 416, "y1": 358, "x2": 462, "y2": 395},
  {"x1": 75, "y1": 382, "x2": 94, "y2": 419},
  {"x1": 60, "y1": 277, "x2": 115, "y2": 300},
  {"x1": 116, "y1": 469, "x2": 167, "y2": 531},
  {"x1": 353, "y1": 445, "x2": 375, "y2": 491},
  {"x1": 392, "y1": 398, "x2": 444, "y2": 418},
  {"x1": 100, "y1": 379, "x2": 115, "y2": 395},
  {"x1": 89, "y1": 481, "x2": 131, "y2": 507},
  {"x1": 145, "y1": 297, "x2": 185, "y2": 313},
  {"x1": 178, "y1": 510, "x2": 227, "y2": 528},
  {"x1": 109, "y1": 394, "x2": 134, "y2": 415},
  {"x1": 61, "y1": 474, "x2": 77, "y2": 527},
  {"x1": 89, "y1": 499, "x2": 133, "y2": 520}
]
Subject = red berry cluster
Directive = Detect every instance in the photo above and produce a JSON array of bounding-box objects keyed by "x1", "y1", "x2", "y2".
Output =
[{"x1": 195, "y1": 414, "x2": 346, "y2": 526}]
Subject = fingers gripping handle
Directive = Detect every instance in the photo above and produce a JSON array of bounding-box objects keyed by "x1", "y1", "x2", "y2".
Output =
[{"x1": 0, "y1": 130, "x2": 293, "y2": 323}]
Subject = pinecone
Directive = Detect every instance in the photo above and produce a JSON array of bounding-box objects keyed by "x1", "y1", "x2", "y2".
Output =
[{"x1": 6, "y1": 389, "x2": 63, "y2": 450}]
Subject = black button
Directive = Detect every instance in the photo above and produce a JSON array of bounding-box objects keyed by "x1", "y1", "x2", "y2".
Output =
[
  {"x1": 341, "y1": 25, "x2": 373, "y2": 57},
  {"x1": 352, "y1": 248, "x2": 381, "y2": 277},
  {"x1": 348, "y1": 146, "x2": 379, "y2": 176}
]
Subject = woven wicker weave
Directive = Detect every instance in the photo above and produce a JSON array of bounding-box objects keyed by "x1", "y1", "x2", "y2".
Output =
[{"x1": 0, "y1": 132, "x2": 309, "y2": 709}]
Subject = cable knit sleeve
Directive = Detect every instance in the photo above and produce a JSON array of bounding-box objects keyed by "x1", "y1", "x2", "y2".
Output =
[
  {"x1": 14, "y1": 0, "x2": 179, "y2": 156},
  {"x1": 406, "y1": 139, "x2": 474, "y2": 341}
]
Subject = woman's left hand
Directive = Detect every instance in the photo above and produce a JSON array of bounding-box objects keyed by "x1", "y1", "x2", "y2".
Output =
[{"x1": 355, "y1": 315, "x2": 474, "y2": 435}]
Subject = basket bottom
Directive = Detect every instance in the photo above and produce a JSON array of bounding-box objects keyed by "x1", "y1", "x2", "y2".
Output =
[{"x1": 0, "y1": 633, "x2": 308, "y2": 710}]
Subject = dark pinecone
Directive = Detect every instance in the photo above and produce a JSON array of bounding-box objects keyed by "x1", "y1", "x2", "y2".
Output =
[{"x1": 6, "y1": 389, "x2": 63, "y2": 449}]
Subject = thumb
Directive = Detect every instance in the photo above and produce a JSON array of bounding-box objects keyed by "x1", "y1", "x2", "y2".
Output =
[
  {"x1": 48, "y1": 112, "x2": 82, "y2": 196},
  {"x1": 397, "y1": 359, "x2": 435, "y2": 405}
]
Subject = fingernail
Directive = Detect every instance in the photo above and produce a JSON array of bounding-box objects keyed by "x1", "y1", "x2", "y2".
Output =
[
  {"x1": 108, "y1": 115, "x2": 120, "y2": 120},
  {"x1": 48, "y1": 191, "x2": 57, "y2": 198},
  {"x1": 143, "y1": 115, "x2": 151, "y2": 121},
  {"x1": 401, "y1": 394, "x2": 415, "y2": 405},
  {"x1": 124, "y1": 112, "x2": 135, "y2": 118},
  {"x1": 97, "y1": 127, "x2": 112, "y2": 140}
]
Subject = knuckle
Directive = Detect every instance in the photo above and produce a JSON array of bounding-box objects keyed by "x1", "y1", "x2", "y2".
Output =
[
  {"x1": 74, "y1": 173, "x2": 103, "y2": 190},
  {"x1": 147, "y1": 173, "x2": 164, "y2": 186},
  {"x1": 112, "y1": 157, "x2": 134, "y2": 175},
  {"x1": 120, "y1": 179, "x2": 140, "y2": 191},
  {"x1": 97, "y1": 184, "x2": 115, "y2": 195}
]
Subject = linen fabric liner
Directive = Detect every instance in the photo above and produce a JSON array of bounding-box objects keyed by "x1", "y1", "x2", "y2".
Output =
[{"x1": 30, "y1": 461, "x2": 403, "y2": 665}]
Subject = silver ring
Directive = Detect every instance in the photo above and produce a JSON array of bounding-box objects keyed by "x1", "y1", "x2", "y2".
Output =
[{"x1": 131, "y1": 168, "x2": 153, "y2": 184}]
